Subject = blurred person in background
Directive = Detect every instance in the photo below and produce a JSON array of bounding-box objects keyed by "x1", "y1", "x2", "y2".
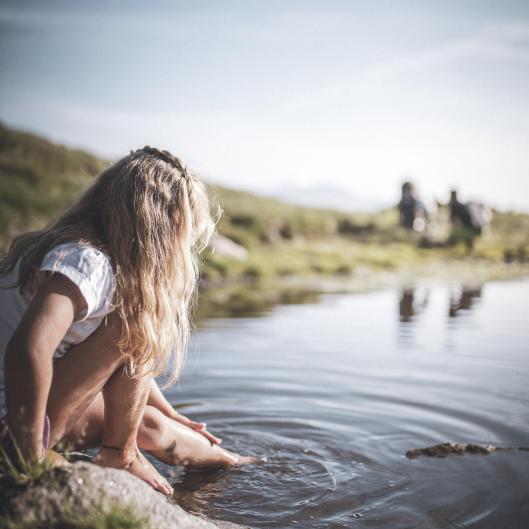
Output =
[
  {"x1": 449, "y1": 190, "x2": 492, "y2": 250},
  {"x1": 398, "y1": 181, "x2": 429, "y2": 233}
]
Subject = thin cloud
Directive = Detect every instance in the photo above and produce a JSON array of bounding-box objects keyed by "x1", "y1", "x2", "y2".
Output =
[{"x1": 280, "y1": 20, "x2": 529, "y2": 114}]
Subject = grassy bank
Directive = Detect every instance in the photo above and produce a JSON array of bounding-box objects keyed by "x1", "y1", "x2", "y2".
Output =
[
  {"x1": 206, "y1": 181, "x2": 529, "y2": 279},
  {"x1": 2, "y1": 121, "x2": 529, "y2": 292}
]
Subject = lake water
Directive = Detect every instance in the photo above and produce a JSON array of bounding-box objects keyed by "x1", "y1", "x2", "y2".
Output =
[{"x1": 164, "y1": 278, "x2": 529, "y2": 529}]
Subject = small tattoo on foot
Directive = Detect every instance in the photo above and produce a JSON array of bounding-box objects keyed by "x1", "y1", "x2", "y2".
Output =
[{"x1": 165, "y1": 440, "x2": 177, "y2": 454}]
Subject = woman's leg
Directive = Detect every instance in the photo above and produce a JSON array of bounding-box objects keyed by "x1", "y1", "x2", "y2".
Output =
[
  {"x1": 45, "y1": 314, "x2": 172, "y2": 494},
  {"x1": 94, "y1": 366, "x2": 173, "y2": 494},
  {"x1": 46, "y1": 314, "x2": 123, "y2": 446},
  {"x1": 138, "y1": 406, "x2": 256, "y2": 469},
  {"x1": 67, "y1": 397, "x2": 254, "y2": 470}
]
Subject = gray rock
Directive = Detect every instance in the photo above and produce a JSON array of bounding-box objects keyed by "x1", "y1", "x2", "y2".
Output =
[
  {"x1": 406, "y1": 442, "x2": 529, "y2": 459},
  {"x1": 208, "y1": 234, "x2": 248, "y2": 261},
  {"x1": 1, "y1": 462, "x2": 249, "y2": 529}
]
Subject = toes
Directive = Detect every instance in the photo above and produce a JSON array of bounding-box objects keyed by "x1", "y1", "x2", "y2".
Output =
[
  {"x1": 238, "y1": 455, "x2": 260, "y2": 465},
  {"x1": 158, "y1": 480, "x2": 174, "y2": 495},
  {"x1": 152, "y1": 480, "x2": 164, "y2": 493},
  {"x1": 151, "y1": 475, "x2": 173, "y2": 495},
  {"x1": 222, "y1": 451, "x2": 239, "y2": 465},
  {"x1": 149, "y1": 471, "x2": 173, "y2": 495},
  {"x1": 160, "y1": 476, "x2": 172, "y2": 489},
  {"x1": 153, "y1": 481, "x2": 166, "y2": 494}
]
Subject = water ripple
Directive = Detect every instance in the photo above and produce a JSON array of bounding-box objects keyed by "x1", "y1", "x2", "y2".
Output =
[{"x1": 160, "y1": 280, "x2": 529, "y2": 529}]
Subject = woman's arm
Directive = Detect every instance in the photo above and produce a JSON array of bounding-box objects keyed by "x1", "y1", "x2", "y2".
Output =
[
  {"x1": 4, "y1": 274, "x2": 86, "y2": 461},
  {"x1": 147, "y1": 379, "x2": 179, "y2": 419},
  {"x1": 147, "y1": 379, "x2": 221, "y2": 445}
]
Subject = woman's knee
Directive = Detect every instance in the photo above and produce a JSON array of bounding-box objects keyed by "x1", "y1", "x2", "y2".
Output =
[{"x1": 51, "y1": 395, "x2": 105, "y2": 449}]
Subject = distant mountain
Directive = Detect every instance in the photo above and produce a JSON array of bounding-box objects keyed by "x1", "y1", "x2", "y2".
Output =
[{"x1": 266, "y1": 184, "x2": 387, "y2": 213}]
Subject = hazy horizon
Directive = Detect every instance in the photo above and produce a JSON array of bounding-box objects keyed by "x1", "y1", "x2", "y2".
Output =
[{"x1": 1, "y1": 0, "x2": 528, "y2": 212}]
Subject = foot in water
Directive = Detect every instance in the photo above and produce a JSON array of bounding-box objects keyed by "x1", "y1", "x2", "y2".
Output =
[
  {"x1": 139, "y1": 411, "x2": 260, "y2": 471},
  {"x1": 151, "y1": 439, "x2": 259, "y2": 471},
  {"x1": 95, "y1": 445, "x2": 173, "y2": 495},
  {"x1": 223, "y1": 450, "x2": 260, "y2": 466}
]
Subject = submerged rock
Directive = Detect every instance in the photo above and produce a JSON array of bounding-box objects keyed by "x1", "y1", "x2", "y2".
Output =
[
  {"x1": 406, "y1": 442, "x2": 529, "y2": 459},
  {"x1": 0, "y1": 461, "x2": 247, "y2": 529}
]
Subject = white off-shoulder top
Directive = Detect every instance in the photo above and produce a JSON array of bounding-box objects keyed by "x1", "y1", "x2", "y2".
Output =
[{"x1": 0, "y1": 242, "x2": 115, "y2": 416}]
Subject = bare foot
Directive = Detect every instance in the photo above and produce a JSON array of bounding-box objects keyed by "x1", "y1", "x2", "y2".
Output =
[
  {"x1": 139, "y1": 411, "x2": 259, "y2": 471},
  {"x1": 219, "y1": 449, "x2": 260, "y2": 467},
  {"x1": 95, "y1": 445, "x2": 173, "y2": 495},
  {"x1": 46, "y1": 449, "x2": 69, "y2": 468},
  {"x1": 184, "y1": 447, "x2": 260, "y2": 471},
  {"x1": 233, "y1": 454, "x2": 261, "y2": 465}
]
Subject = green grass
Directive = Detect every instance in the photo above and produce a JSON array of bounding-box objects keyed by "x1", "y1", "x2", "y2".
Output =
[
  {"x1": 0, "y1": 433, "x2": 151, "y2": 529},
  {"x1": 0, "y1": 432, "x2": 55, "y2": 487},
  {"x1": 0, "y1": 123, "x2": 105, "y2": 239},
  {"x1": 196, "y1": 279, "x2": 323, "y2": 319},
  {"x1": 210, "y1": 184, "x2": 403, "y2": 247},
  {"x1": 0, "y1": 504, "x2": 151, "y2": 529}
]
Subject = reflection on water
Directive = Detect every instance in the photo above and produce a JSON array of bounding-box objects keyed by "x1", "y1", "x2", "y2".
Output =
[
  {"x1": 172, "y1": 470, "x2": 227, "y2": 514},
  {"x1": 197, "y1": 281, "x2": 323, "y2": 319},
  {"x1": 161, "y1": 279, "x2": 529, "y2": 529},
  {"x1": 448, "y1": 286, "x2": 482, "y2": 318},
  {"x1": 399, "y1": 288, "x2": 429, "y2": 322},
  {"x1": 399, "y1": 285, "x2": 483, "y2": 321}
]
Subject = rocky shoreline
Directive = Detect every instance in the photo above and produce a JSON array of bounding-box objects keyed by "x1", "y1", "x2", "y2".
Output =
[{"x1": 0, "y1": 461, "x2": 248, "y2": 529}]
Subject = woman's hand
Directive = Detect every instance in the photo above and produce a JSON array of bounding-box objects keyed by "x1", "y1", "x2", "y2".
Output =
[
  {"x1": 147, "y1": 380, "x2": 222, "y2": 446},
  {"x1": 168, "y1": 410, "x2": 222, "y2": 446}
]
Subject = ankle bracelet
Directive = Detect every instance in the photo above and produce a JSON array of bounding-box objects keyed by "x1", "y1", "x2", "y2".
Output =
[{"x1": 101, "y1": 440, "x2": 136, "y2": 452}]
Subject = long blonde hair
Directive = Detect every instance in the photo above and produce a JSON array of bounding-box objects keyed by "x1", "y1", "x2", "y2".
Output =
[{"x1": 0, "y1": 147, "x2": 217, "y2": 384}]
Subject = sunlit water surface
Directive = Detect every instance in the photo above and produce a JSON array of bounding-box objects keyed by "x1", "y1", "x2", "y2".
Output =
[{"x1": 160, "y1": 279, "x2": 529, "y2": 529}]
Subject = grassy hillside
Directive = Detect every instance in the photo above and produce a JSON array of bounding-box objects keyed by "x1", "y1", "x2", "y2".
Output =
[
  {"x1": 206, "y1": 185, "x2": 529, "y2": 281},
  {"x1": 0, "y1": 123, "x2": 105, "y2": 238},
  {"x1": 1, "y1": 122, "x2": 528, "y2": 288}
]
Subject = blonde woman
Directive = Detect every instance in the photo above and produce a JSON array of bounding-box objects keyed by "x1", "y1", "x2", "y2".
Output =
[{"x1": 0, "y1": 147, "x2": 254, "y2": 495}]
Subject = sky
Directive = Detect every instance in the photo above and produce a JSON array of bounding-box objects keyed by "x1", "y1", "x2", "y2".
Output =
[{"x1": 1, "y1": 0, "x2": 529, "y2": 211}]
